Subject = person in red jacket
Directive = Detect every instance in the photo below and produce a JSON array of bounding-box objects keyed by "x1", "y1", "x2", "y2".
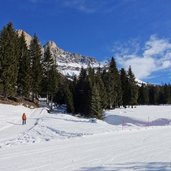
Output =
[{"x1": 22, "y1": 113, "x2": 27, "y2": 125}]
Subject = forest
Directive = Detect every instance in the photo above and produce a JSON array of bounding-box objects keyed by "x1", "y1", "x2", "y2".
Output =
[{"x1": 1, "y1": 23, "x2": 171, "y2": 119}]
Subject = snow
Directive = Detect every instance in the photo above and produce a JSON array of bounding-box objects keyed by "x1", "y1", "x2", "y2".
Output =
[
  {"x1": 135, "y1": 78, "x2": 147, "y2": 86},
  {"x1": 57, "y1": 61, "x2": 99, "y2": 77},
  {"x1": 105, "y1": 106, "x2": 171, "y2": 127},
  {"x1": 0, "y1": 104, "x2": 171, "y2": 170}
]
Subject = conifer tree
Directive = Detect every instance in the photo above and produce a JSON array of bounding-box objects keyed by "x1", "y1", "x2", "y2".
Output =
[
  {"x1": 127, "y1": 66, "x2": 138, "y2": 107},
  {"x1": 95, "y1": 67, "x2": 108, "y2": 109},
  {"x1": 64, "y1": 83, "x2": 75, "y2": 113},
  {"x1": 74, "y1": 66, "x2": 104, "y2": 118},
  {"x1": 102, "y1": 68, "x2": 112, "y2": 109},
  {"x1": 41, "y1": 46, "x2": 56, "y2": 102},
  {"x1": 0, "y1": 23, "x2": 19, "y2": 97},
  {"x1": 53, "y1": 76, "x2": 66, "y2": 105},
  {"x1": 163, "y1": 84, "x2": 171, "y2": 104},
  {"x1": 138, "y1": 84, "x2": 149, "y2": 105},
  {"x1": 158, "y1": 87, "x2": 164, "y2": 104},
  {"x1": 104, "y1": 57, "x2": 122, "y2": 109},
  {"x1": 29, "y1": 34, "x2": 42, "y2": 101},
  {"x1": 89, "y1": 83, "x2": 103, "y2": 119},
  {"x1": 17, "y1": 31, "x2": 31, "y2": 97},
  {"x1": 148, "y1": 85, "x2": 160, "y2": 105},
  {"x1": 120, "y1": 68, "x2": 129, "y2": 108},
  {"x1": 48, "y1": 65, "x2": 58, "y2": 106},
  {"x1": 148, "y1": 85, "x2": 155, "y2": 105},
  {"x1": 75, "y1": 67, "x2": 89, "y2": 115}
]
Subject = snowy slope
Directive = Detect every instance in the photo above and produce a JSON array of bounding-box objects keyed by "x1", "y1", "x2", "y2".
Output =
[
  {"x1": 105, "y1": 105, "x2": 171, "y2": 127},
  {"x1": 0, "y1": 104, "x2": 171, "y2": 170}
]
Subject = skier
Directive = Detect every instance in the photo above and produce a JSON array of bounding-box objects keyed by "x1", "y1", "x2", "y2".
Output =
[{"x1": 22, "y1": 113, "x2": 27, "y2": 125}]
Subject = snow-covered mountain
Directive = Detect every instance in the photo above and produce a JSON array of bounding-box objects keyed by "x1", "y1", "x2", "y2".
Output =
[
  {"x1": 17, "y1": 30, "x2": 99, "y2": 77},
  {"x1": 16, "y1": 30, "x2": 147, "y2": 85},
  {"x1": 135, "y1": 78, "x2": 147, "y2": 86},
  {"x1": 44, "y1": 41, "x2": 98, "y2": 77}
]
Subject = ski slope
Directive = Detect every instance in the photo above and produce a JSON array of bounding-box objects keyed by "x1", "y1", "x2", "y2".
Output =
[{"x1": 0, "y1": 104, "x2": 171, "y2": 171}]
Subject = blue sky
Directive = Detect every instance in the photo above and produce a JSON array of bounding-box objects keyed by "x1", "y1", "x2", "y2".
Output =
[{"x1": 1, "y1": 0, "x2": 171, "y2": 84}]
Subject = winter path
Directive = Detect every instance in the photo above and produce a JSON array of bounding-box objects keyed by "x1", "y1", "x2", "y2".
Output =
[
  {"x1": 0, "y1": 106, "x2": 44, "y2": 147},
  {"x1": 0, "y1": 104, "x2": 171, "y2": 170}
]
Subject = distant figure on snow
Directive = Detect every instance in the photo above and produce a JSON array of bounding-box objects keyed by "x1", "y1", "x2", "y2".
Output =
[{"x1": 22, "y1": 113, "x2": 27, "y2": 125}]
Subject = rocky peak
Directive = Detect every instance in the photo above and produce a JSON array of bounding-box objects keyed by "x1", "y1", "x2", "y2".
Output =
[
  {"x1": 17, "y1": 30, "x2": 33, "y2": 47},
  {"x1": 44, "y1": 40, "x2": 98, "y2": 77},
  {"x1": 45, "y1": 41, "x2": 58, "y2": 50},
  {"x1": 17, "y1": 29, "x2": 99, "y2": 77}
]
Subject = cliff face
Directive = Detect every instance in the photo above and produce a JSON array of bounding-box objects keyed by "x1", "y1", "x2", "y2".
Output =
[
  {"x1": 17, "y1": 30, "x2": 33, "y2": 47},
  {"x1": 44, "y1": 41, "x2": 98, "y2": 77}
]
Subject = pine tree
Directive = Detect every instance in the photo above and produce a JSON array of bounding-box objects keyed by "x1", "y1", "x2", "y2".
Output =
[
  {"x1": 104, "y1": 57, "x2": 122, "y2": 109},
  {"x1": 64, "y1": 82, "x2": 75, "y2": 113},
  {"x1": 53, "y1": 76, "x2": 66, "y2": 105},
  {"x1": 138, "y1": 84, "x2": 149, "y2": 105},
  {"x1": 148, "y1": 85, "x2": 160, "y2": 105},
  {"x1": 29, "y1": 34, "x2": 42, "y2": 101},
  {"x1": 41, "y1": 46, "x2": 55, "y2": 102},
  {"x1": 74, "y1": 67, "x2": 90, "y2": 115},
  {"x1": 95, "y1": 67, "x2": 108, "y2": 109},
  {"x1": 0, "y1": 22, "x2": 19, "y2": 97},
  {"x1": 163, "y1": 84, "x2": 171, "y2": 104},
  {"x1": 148, "y1": 85, "x2": 155, "y2": 104},
  {"x1": 89, "y1": 83, "x2": 103, "y2": 119},
  {"x1": 48, "y1": 65, "x2": 58, "y2": 107},
  {"x1": 17, "y1": 31, "x2": 31, "y2": 97},
  {"x1": 127, "y1": 66, "x2": 138, "y2": 107},
  {"x1": 158, "y1": 87, "x2": 164, "y2": 104},
  {"x1": 74, "y1": 66, "x2": 104, "y2": 118},
  {"x1": 120, "y1": 68, "x2": 129, "y2": 108}
]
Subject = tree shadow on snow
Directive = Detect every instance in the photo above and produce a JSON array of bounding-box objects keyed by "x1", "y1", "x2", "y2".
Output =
[
  {"x1": 80, "y1": 162, "x2": 171, "y2": 171},
  {"x1": 44, "y1": 116, "x2": 91, "y2": 123},
  {"x1": 105, "y1": 115, "x2": 171, "y2": 127}
]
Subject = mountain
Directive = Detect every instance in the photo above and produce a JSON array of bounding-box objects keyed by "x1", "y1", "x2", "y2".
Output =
[
  {"x1": 17, "y1": 30, "x2": 33, "y2": 47},
  {"x1": 17, "y1": 30, "x2": 99, "y2": 77},
  {"x1": 16, "y1": 30, "x2": 146, "y2": 85},
  {"x1": 44, "y1": 41, "x2": 98, "y2": 77}
]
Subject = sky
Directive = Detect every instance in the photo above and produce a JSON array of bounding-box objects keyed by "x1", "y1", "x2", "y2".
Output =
[{"x1": 1, "y1": 0, "x2": 171, "y2": 84}]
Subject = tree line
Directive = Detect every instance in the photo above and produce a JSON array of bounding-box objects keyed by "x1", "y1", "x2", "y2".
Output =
[
  {"x1": 1, "y1": 23, "x2": 171, "y2": 120},
  {"x1": 0, "y1": 22, "x2": 58, "y2": 103}
]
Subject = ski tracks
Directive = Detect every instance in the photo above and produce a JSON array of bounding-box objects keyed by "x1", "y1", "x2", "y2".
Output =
[{"x1": 0, "y1": 108, "x2": 45, "y2": 148}]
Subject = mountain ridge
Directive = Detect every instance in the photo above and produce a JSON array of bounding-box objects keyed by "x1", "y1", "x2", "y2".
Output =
[
  {"x1": 16, "y1": 30, "x2": 146, "y2": 85},
  {"x1": 17, "y1": 30, "x2": 99, "y2": 77}
]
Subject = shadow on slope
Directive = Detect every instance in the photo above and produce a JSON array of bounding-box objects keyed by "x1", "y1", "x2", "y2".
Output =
[
  {"x1": 44, "y1": 116, "x2": 91, "y2": 123},
  {"x1": 80, "y1": 162, "x2": 171, "y2": 171},
  {"x1": 105, "y1": 115, "x2": 171, "y2": 127}
]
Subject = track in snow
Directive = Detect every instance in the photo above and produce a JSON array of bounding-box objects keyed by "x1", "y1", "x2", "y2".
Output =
[{"x1": 1, "y1": 105, "x2": 171, "y2": 170}]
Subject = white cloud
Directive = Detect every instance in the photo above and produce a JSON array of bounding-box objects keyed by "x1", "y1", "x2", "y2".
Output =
[
  {"x1": 120, "y1": 56, "x2": 156, "y2": 79},
  {"x1": 144, "y1": 35, "x2": 171, "y2": 57},
  {"x1": 113, "y1": 35, "x2": 171, "y2": 79},
  {"x1": 161, "y1": 60, "x2": 171, "y2": 69}
]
